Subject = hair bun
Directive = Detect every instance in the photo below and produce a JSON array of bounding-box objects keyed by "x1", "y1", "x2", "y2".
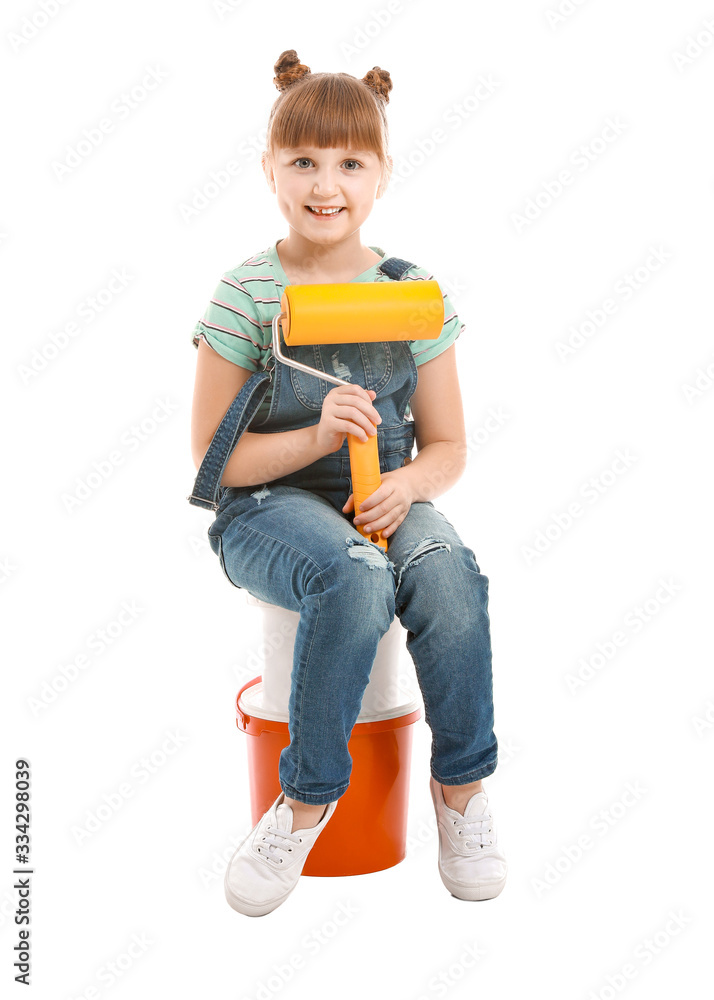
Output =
[
  {"x1": 362, "y1": 66, "x2": 392, "y2": 103},
  {"x1": 273, "y1": 49, "x2": 311, "y2": 92}
]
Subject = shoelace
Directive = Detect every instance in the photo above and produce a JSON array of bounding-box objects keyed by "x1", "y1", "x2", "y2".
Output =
[
  {"x1": 255, "y1": 825, "x2": 303, "y2": 865},
  {"x1": 453, "y1": 812, "x2": 494, "y2": 850}
]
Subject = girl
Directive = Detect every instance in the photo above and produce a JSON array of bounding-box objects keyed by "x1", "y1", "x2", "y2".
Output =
[{"x1": 189, "y1": 50, "x2": 507, "y2": 917}]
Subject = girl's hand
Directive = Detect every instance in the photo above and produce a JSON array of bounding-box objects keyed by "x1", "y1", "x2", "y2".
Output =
[
  {"x1": 342, "y1": 468, "x2": 415, "y2": 539},
  {"x1": 316, "y1": 385, "x2": 382, "y2": 454}
]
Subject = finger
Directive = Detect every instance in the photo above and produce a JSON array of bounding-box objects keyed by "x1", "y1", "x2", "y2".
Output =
[
  {"x1": 358, "y1": 496, "x2": 404, "y2": 528},
  {"x1": 358, "y1": 513, "x2": 387, "y2": 533},
  {"x1": 347, "y1": 410, "x2": 378, "y2": 440},
  {"x1": 338, "y1": 418, "x2": 371, "y2": 442},
  {"x1": 379, "y1": 513, "x2": 406, "y2": 538},
  {"x1": 356, "y1": 494, "x2": 380, "y2": 517},
  {"x1": 355, "y1": 504, "x2": 387, "y2": 529},
  {"x1": 336, "y1": 395, "x2": 381, "y2": 427}
]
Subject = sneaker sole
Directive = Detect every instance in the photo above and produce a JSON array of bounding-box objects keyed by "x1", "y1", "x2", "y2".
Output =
[
  {"x1": 224, "y1": 878, "x2": 298, "y2": 917},
  {"x1": 437, "y1": 867, "x2": 507, "y2": 901}
]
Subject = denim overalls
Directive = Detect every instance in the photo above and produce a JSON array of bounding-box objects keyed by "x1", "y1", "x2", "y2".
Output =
[{"x1": 189, "y1": 256, "x2": 498, "y2": 805}]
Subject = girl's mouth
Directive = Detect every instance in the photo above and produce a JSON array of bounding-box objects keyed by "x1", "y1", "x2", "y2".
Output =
[{"x1": 306, "y1": 206, "x2": 345, "y2": 218}]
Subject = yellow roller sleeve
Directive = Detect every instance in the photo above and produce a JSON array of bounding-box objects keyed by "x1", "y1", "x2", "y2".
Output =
[{"x1": 280, "y1": 279, "x2": 444, "y2": 344}]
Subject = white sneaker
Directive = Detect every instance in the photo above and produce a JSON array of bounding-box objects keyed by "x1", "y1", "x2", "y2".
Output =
[
  {"x1": 224, "y1": 791, "x2": 337, "y2": 916},
  {"x1": 429, "y1": 776, "x2": 507, "y2": 900}
]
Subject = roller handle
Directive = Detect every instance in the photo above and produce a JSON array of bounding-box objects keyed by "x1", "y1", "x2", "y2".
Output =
[{"x1": 347, "y1": 431, "x2": 388, "y2": 552}]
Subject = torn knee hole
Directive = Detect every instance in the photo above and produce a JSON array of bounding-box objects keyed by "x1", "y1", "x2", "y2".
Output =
[
  {"x1": 403, "y1": 537, "x2": 451, "y2": 570},
  {"x1": 394, "y1": 537, "x2": 451, "y2": 596},
  {"x1": 345, "y1": 536, "x2": 392, "y2": 571}
]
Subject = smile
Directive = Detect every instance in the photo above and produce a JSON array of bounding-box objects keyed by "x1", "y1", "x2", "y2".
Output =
[{"x1": 306, "y1": 206, "x2": 344, "y2": 215}]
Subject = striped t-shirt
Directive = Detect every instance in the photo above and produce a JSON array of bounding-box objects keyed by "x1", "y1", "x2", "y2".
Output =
[{"x1": 190, "y1": 240, "x2": 464, "y2": 422}]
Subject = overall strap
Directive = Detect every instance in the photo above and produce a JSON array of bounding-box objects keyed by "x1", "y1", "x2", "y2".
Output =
[
  {"x1": 377, "y1": 256, "x2": 415, "y2": 281},
  {"x1": 187, "y1": 367, "x2": 272, "y2": 510}
]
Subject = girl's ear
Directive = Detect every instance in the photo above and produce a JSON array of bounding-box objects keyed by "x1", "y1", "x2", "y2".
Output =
[
  {"x1": 376, "y1": 155, "x2": 393, "y2": 199},
  {"x1": 262, "y1": 151, "x2": 276, "y2": 193}
]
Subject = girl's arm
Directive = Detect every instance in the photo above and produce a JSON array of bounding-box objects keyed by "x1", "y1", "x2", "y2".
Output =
[
  {"x1": 402, "y1": 344, "x2": 468, "y2": 502},
  {"x1": 191, "y1": 340, "x2": 326, "y2": 487}
]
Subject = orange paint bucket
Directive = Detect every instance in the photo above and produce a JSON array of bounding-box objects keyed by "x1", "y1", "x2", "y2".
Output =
[{"x1": 236, "y1": 676, "x2": 422, "y2": 876}]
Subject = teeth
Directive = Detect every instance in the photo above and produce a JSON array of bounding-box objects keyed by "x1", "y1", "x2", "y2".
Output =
[{"x1": 309, "y1": 206, "x2": 342, "y2": 214}]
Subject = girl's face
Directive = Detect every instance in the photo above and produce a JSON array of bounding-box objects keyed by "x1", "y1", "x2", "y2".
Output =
[{"x1": 263, "y1": 145, "x2": 390, "y2": 246}]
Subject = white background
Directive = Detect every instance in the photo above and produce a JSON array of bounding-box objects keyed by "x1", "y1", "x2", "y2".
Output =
[{"x1": 2, "y1": 0, "x2": 713, "y2": 997}]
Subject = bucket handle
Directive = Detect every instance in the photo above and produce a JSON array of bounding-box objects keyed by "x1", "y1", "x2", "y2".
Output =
[{"x1": 235, "y1": 675, "x2": 262, "y2": 731}]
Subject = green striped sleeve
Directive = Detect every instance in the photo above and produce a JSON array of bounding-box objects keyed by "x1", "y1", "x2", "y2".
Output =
[{"x1": 191, "y1": 271, "x2": 265, "y2": 371}]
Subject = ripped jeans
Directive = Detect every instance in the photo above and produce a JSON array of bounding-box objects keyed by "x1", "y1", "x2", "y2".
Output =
[{"x1": 209, "y1": 481, "x2": 498, "y2": 805}]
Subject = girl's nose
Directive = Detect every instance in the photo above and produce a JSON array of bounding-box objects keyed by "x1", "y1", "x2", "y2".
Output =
[{"x1": 313, "y1": 168, "x2": 339, "y2": 197}]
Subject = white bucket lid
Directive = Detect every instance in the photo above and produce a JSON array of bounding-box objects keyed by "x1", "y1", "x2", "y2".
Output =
[{"x1": 239, "y1": 680, "x2": 421, "y2": 725}]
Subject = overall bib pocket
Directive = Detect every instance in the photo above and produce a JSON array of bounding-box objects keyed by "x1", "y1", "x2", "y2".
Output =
[{"x1": 289, "y1": 341, "x2": 394, "y2": 410}]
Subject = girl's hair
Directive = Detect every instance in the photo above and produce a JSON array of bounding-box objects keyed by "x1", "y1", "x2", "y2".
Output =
[{"x1": 264, "y1": 49, "x2": 393, "y2": 177}]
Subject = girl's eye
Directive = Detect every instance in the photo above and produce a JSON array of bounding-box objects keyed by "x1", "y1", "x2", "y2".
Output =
[{"x1": 292, "y1": 158, "x2": 362, "y2": 170}]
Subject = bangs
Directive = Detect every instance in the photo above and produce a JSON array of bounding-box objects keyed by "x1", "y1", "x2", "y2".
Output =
[{"x1": 267, "y1": 73, "x2": 387, "y2": 163}]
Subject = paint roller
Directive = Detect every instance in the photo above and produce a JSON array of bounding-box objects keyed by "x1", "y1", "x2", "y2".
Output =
[{"x1": 271, "y1": 279, "x2": 445, "y2": 551}]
